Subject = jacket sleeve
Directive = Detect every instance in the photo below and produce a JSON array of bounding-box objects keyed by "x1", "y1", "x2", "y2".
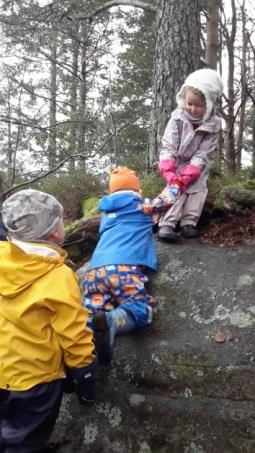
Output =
[
  {"x1": 159, "y1": 159, "x2": 177, "y2": 185},
  {"x1": 49, "y1": 267, "x2": 96, "y2": 369},
  {"x1": 160, "y1": 117, "x2": 181, "y2": 161},
  {"x1": 159, "y1": 117, "x2": 181, "y2": 184},
  {"x1": 176, "y1": 132, "x2": 219, "y2": 190},
  {"x1": 141, "y1": 190, "x2": 173, "y2": 216}
]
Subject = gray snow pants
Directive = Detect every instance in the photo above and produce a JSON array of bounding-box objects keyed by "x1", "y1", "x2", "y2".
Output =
[{"x1": 159, "y1": 190, "x2": 208, "y2": 228}]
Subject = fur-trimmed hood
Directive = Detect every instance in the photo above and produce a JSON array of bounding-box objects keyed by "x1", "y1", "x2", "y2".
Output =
[{"x1": 176, "y1": 68, "x2": 223, "y2": 122}]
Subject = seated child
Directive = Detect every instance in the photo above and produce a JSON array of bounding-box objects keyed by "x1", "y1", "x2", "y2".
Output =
[
  {"x1": 158, "y1": 68, "x2": 223, "y2": 241},
  {"x1": 80, "y1": 167, "x2": 172, "y2": 364},
  {"x1": 0, "y1": 189, "x2": 97, "y2": 453}
]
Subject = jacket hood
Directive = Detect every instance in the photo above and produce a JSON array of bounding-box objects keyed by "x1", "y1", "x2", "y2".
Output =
[
  {"x1": 99, "y1": 191, "x2": 142, "y2": 213},
  {"x1": 0, "y1": 241, "x2": 67, "y2": 298},
  {"x1": 176, "y1": 68, "x2": 223, "y2": 122}
]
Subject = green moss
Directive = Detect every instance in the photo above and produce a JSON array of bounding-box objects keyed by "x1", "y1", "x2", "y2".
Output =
[
  {"x1": 82, "y1": 197, "x2": 100, "y2": 219},
  {"x1": 64, "y1": 197, "x2": 100, "y2": 237},
  {"x1": 208, "y1": 173, "x2": 255, "y2": 200},
  {"x1": 64, "y1": 219, "x2": 83, "y2": 236}
]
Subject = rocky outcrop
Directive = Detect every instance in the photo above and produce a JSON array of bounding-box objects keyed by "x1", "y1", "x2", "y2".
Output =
[{"x1": 52, "y1": 240, "x2": 255, "y2": 453}]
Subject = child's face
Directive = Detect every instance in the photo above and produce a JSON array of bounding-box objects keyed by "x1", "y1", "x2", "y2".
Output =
[
  {"x1": 185, "y1": 89, "x2": 206, "y2": 118},
  {"x1": 50, "y1": 218, "x2": 65, "y2": 245}
]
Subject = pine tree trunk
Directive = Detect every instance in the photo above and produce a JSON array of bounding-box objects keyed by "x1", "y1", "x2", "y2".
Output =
[
  {"x1": 48, "y1": 28, "x2": 58, "y2": 170},
  {"x1": 78, "y1": 22, "x2": 88, "y2": 170},
  {"x1": 149, "y1": 0, "x2": 202, "y2": 166},
  {"x1": 252, "y1": 57, "x2": 255, "y2": 176},
  {"x1": 7, "y1": 84, "x2": 13, "y2": 185},
  {"x1": 236, "y1": 22, "x2": 248, "y2": 171},
  {"x1": 224, "y1": 0, "x2": 236, "y2": 174},
  {"x1": 69, "y1": 21, "x2": 80, "y2": 172},
  {"x1": 205, "y1": 0, "x2": 220, "y2": 69}
]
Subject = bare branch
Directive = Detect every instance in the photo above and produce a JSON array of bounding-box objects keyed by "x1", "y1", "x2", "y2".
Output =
[
  {"x1": 3, "y1": 154, "x2": 79, "y2": 198},
  {"x1": 2, "y1": 107, "x2": 149, "y2": 199},
  {"x1": 0, "y1": 116, "x2": 47, "y2": 132},
  {"x1": 76, "y1": 0, "x2": 157, "y2": 21}
]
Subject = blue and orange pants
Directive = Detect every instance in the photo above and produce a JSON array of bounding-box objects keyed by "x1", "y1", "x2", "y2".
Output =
[{"x1": 80, "y1": 264, "x2": 156, "y2": 329}]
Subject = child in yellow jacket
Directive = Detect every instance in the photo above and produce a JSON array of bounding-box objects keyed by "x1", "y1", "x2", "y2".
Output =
[{"x1": 0, "y1": 189, "x2": 97, "y2": 453}]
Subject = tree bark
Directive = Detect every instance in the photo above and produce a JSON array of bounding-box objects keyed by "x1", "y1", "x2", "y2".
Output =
[
  {"x1": 148, "y1": 0, "x2": 202, "y2": 166},
  {"x1": 236, "y1": 3, "x2": 248, "y2": 171},
  {"x1": 205, "y1": 0, "x2": 220, "y2": 69},
  {"x1": 252, "y1": 56, "x2": 255, "y2": 175},
  {"x1": 78, "y1": 21, "x2": 88, "y2": 170},
  {"x1": 48, "y1": 26, "x2": 58, "y2": 170},
  {"x1": 223, "y1": 0, "x2": 237, "y2": 174},
  {"x1": 7, "y1": 83, "x2": 13, "y2": 185},
  {"x1": 69, "y1": 20, "x2": 79, "y2": 172}
]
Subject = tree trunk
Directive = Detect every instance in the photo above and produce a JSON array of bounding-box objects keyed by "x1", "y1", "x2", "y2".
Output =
[
  {"x1": 236, "y1": 4, "x2": 248, "y2": 172},
  {"x1": 205, "y1": 0, "x2": 220, "y2": 69},
  {"x1": 149, "y1": 0, "x2": 202, "y2": 166},
  {"x1": 252, "y1": 56, "x2": 255, "y2": 176},
  {"x1": 215, "y1": 13, "x2": 224, "y2": 172},
  {"x1": 224, "y1": 0, "x2": 237, "y2": 174},
  {"x1": 7, "y1": 83, "x2": 13, "y2": 185},
  {"x1": 78, "y1": 22, "x2": 88, "y2": 170},
  {"x1": 69, "y1": 21, "x2": 80, "y2": 172},
  {"x1": 48, "y1": 27, "x2": 58, "y2": 170}
]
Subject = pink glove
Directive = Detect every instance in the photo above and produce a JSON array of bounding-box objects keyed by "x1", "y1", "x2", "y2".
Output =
[
  {"x1": 179, "y1": 164, "x2": 201, "y2": 188},
  {"x1": 170, "y1": 164, "x2": 201, "y2": 192},
  {"x1": 159, "y1": 159, "x2": 177, "y2": 184}
]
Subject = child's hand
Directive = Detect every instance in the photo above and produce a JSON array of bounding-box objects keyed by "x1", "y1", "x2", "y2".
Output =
[
  {"x1": 167, "y1": 184, "x2": 180, "y2": 203},
  {"x1": 67, "y1": 360, "x2": 98, "y2": 405}
]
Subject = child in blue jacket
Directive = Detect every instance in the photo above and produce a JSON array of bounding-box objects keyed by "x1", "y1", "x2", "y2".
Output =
[{"x1": 80, "y1": 167, "x2": 172, "y2": 364}]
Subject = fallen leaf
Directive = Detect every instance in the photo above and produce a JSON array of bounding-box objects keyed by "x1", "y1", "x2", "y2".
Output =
[{"x1": 166, "y1": 388, "x2": 179, "y2": 399}]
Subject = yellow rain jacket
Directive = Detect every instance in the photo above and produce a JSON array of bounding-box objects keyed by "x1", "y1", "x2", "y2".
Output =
[{"x1": 0, "y1": 240, "x2": 95, "y2": 391}]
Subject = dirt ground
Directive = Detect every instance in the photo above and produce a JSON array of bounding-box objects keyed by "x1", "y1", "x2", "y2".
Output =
[{"x1": 199, "y1": 209, "x2": 255, "y2": 246}]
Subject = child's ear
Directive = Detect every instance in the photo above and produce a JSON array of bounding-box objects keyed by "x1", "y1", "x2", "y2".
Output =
[
  {"x1": 48, "y1": 229, "x2": 61, "y2": 243},
  {"x1": 50, "y1": 230, "x2": 59, "y2": 240}
]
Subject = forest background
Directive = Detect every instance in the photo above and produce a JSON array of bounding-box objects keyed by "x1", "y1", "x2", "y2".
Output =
[{"x1": 0, "y1": 0, "x2": 255, "y2": 224}]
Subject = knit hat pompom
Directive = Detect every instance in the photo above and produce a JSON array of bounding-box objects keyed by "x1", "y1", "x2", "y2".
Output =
[
  {"x1": 1, "y1": 189, "x2": 63, "y2": 241},
  {"x1": 109, "y1": 167, "x2": 141, "y2": 194},
  {"x1": 176, "y1": 68, "x2": 224, "y2": 121}
]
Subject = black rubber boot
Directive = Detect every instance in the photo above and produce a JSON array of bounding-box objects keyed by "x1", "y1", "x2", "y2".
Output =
[
  {"x1": 92, "y1": 312, "x2": 113, "y2": 365},
  {"x1": 158, "y1": 225, "x2": 178, "y2": 242},
  {"x1": 181, "y1": 224, "x2": 199, "y2": 238}
]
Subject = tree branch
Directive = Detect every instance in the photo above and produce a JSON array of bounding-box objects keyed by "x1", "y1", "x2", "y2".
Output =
[
  {"x1": 2, "y1": 107, "x2": 150, "y2": 199},
  {"x1": 3, "y1": 154, "x2": 80, "y2": 198},
  {"x1": 76, "y1": 0, "x2": 157, "y2": 21}
]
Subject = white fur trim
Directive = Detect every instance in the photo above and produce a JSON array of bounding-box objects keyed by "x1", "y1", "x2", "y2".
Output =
[{"x1": 11, "y1": 239, "x2": 60, "y2": 257}]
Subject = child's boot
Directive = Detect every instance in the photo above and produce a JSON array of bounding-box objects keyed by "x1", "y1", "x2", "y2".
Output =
[{"x1": 92, "y1": 307, "x2": 136, "y2": 364}]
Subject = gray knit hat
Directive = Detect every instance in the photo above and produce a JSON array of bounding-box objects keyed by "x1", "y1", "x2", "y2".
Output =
[{"x1": 1, "y1": 189, "x2": 63, "y2": 241}]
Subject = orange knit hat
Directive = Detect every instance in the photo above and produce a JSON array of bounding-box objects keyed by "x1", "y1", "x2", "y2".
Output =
[{"x1": 109, "y1": 167, "x2": 141, "y2": 194}]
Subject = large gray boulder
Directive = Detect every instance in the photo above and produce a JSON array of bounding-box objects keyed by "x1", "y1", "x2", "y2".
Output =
[{"x1": 52, "y1": 240, "x2": 255, "y2": 453}]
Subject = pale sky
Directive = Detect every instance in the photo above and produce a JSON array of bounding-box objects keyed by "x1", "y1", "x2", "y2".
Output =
[{"x1": 37, "y1": 0, "x2": 52, "y2": 5}]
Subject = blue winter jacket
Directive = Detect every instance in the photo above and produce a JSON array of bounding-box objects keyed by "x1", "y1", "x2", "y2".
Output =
[{"x1": 90, "y1": 191, "x2": 157, "y2": 272}]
